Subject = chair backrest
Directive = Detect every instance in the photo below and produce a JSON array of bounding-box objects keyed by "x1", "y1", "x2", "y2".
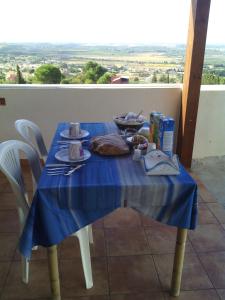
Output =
[
  {"x1": 15, "y1": 119, "x2": 48, "y2": 162},
  {"x1": 0, "y1": 140, "x2": 42, "y2": 232}
]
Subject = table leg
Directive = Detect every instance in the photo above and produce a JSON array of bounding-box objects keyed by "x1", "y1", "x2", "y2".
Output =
[
  {"x1": 47, "y1": 245, "x2": 61, "y2": 300},
  {"x1": 170, "y1": 228, "x2": 188, "y2": 297}
]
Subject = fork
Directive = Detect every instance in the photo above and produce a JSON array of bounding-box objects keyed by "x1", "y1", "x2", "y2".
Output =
[{"x1": 47, "y1": 164, "x2": 85, "y2": 176}]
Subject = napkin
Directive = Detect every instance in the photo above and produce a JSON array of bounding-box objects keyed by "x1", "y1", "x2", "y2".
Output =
[{"x1": 142, "y1": 150, "x2": 180, "y2": 175}]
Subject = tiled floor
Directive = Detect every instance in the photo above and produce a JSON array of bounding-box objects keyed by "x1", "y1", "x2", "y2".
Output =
[{"x1": 1, "y1": 170, "x2": 225, "y2": 300}]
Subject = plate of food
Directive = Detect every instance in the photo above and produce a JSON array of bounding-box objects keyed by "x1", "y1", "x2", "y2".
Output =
[
  {"x1": 113, "y1": 111, "x2": 145, "y2": 130},
  {"x1": 126, "y1": 134, "x2": 149, "y2": 154},
  {"x1": 126, "y1": 134, "x2": 148, "y2": 146}
]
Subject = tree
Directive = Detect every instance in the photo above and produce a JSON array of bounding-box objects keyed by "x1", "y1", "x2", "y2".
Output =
[
  {"x1": 169, "y1": 77, "x2": 176, "y2": 83},
  {"x1": 167, "y1": 72, "x2": 170, "y2": 83},
  {"x1": 97, "y1": 72, "x2": 112, "y2": 84},
  {"x1": 16, "y1": 65, "x2": 26, "y2": 84},
  {"x1": 34, "y1": 64, "x2": 62, "y2": 84},
  {"x1": 152, "y1": 73, "x2": 157, "y2": 83},
  {"x1": 70, "y1": 74, "x2": 85, "y2": 84},
  {"x1": 158, "y1": 74, "x2": 168, "y2": 83},
  {"x1": 61, "y1": 78, "x2": 71, "y2": 84},
  {"x1": 133, "y1": 76, "x2": 139, "y2": 83},
  {"x1": 0, "y1": 71, "x2": 6, "y2": 83},
  {"x1": 201, "y1": 72, "x2": 219, "y2": 85},
  {"x1": 83, "y1": 61, "x2": 107, "y2": 83}
]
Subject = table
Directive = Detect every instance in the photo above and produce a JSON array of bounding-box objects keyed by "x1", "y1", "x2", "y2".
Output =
[{"x1": 20, "y1": 122, "x2": 198, "y2": 299}]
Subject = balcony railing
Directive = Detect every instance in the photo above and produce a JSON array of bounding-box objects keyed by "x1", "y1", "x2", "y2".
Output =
[{"x1": 0, "y1": 84, "x2": 225, "y2": 159}]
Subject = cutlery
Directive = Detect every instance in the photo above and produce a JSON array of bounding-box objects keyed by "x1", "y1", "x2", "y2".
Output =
[
  {"x1": 64, "y1": 164, "x2": 85, "y2": 175},
  {"x1": 46, "y1": 163, "x2": 72, "y2": 167},
  {"x1": 46, "y1": 164, "x2": 85, "y2": 176}
]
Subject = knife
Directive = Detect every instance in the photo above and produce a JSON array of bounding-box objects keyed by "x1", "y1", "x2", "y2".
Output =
[{"x1": 46, "y1": 163, "x2": 72, "y2": 167}]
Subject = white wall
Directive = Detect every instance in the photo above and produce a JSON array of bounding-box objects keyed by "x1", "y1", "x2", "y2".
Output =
[
  {"x1": 0, "y1": 85, "x2": 181, "y2": 149},
  {"x1": 1, "y1": 84, "x2": 225, "y2": 159},
  {"x1": 193, "y1": 86, "x2": 225, "y2": 158}
]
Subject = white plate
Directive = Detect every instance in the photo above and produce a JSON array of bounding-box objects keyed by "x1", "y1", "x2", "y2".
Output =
[
  {"x1": 60, "y1": 129, "x2": 90, "y2": 139},
  {"x1": 55, "y1": 149, "x2": 91, "y2": 163}
]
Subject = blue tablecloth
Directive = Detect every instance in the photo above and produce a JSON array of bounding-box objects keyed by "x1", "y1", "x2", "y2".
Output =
[{"x1": 20, "y1": 122, "x2": 198, "y2": 258}]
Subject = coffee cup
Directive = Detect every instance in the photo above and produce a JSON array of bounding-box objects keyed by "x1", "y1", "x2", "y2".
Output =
[
  {"x1": 69, "y1": 122, "x2": 80, "y2": 138},
  {"x1": 147, "y1": 143, "x2": 156, "y2": 152},
  {"x1": 69, "y1": 141, "x2": 84, "y2": 160}
]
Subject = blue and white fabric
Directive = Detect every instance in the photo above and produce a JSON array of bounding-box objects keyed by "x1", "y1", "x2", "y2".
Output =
[{"x1": 20, "y1": 122, "x2": 198, "y2": 258}]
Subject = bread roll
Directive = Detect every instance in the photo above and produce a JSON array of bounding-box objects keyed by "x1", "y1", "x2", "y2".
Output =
[{"x1": 90, "y1": 134, "x2": 130, "y2": 156}]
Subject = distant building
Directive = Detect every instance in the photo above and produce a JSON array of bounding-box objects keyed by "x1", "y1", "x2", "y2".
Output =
[
  {"x1": 7, "y1": 72, "x2": 17, "y2": 82},
  {"x1": 111, "y1": 76, "x2": 129, "y2": 84}
]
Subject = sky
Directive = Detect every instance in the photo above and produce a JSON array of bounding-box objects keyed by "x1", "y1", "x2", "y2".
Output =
[{"x1": 0, "y1": 0, "x2": 224, "y2": 45}]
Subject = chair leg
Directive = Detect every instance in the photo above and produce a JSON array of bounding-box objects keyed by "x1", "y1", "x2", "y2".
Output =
[
  {"x1": 75, "y1": 227, "x2": 93, "y2": 289},
  {"x1": 22, "y1": 256, "x2": 29, "y2": 284},
  {"x1": 87, "y1": 225, "x2": 94, "y2": 244}
]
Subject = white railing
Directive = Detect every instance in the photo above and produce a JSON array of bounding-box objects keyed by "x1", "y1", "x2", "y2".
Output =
[{"x1": 0, "y1": 84, "x2": 224, "y2": 159}]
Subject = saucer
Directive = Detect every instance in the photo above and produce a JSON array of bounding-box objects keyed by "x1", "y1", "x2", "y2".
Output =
[
  {"x1": 60, "y1": 129, "x2": 90, "y2": 139},
  {"x1": 55, "y1": 149, "x2": 91, "y2": 163}
]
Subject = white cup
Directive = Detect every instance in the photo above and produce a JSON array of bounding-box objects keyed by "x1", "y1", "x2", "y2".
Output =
[
  {"x1": 133, "y1": 148, "x2": 142, "y2": 161},
  {"x1": 69, "y1": 141, "x2": 84, "y2": 160},
  {"x1": 69, "y1": 122, "x2": 80, "y2": 138},
  {"x1": 147, "y1": 143, "x2": 156, "y2": 152}
]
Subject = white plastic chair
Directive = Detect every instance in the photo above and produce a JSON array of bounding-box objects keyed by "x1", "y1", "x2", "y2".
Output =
[
  {"x1": 15, "y1": 119, "x2": 48, "y2": 162},
  {"x1": 15, "y1": 119, "x2": 94, "y2": 249},
  {"x1": 0, "y1": 140, "x2": 93, "y2": 289}
]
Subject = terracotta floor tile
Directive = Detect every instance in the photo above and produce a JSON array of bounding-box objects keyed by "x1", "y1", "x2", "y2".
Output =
[
  {"x1": 0, "y1": 210, "x2": 20, "y2": 233},
  {"x1": 23, "y1": 175, "x2": 34, "y2": 193},
  {"x1": 199, "y1": 252, "x2": 225, "y2": 288},
  {"x1": 141, "y1": 215, "x2": 161, "y2": 227},
  {"x1": 110, "y1": 292, "x2": 164, "y2": 300},
  {"x1": 0, "y1": 176, "x2": 12, "y2": 193},
  {"x1": 197, "y1": 195, "x2": 203, "y2": 203},
  {"x1": 207, "y1": 203, "x2": 225, "y2": 224},
  {"x1": 0, "y1": 233, "x2": 18, "y2": 261},
  {"x1": 64, "y1": 297, "x2": 109, "y2": 300},
  {"x1": 108, "y1": 255, "x2": 160, "y2": 294},
  {"x1": 104, "y1": 208, "x2": 141, "y2": 228},
  {"x1": 198, "y1": 185, "x2": 217, "y2": 203},
  {"x1": 14, "y1": 246, "x2": 47, "y2": 261},
  {"x1": 188, "y1": 171, "x2": 200, "y2": 182},
  {"x1": 105, "y1": 227, "x2": 150, "y2": 256},
  {"x1": 1, "y1": 260, "x2": 51, "y2": 299},
  {"x1": 164, "y1": 289, "x2": 220, "y2": 299},
  {"x1": 0, "y1": 193, "x2": 17, "y2": 210},
  {"x1": 0, "y1": 261, "x2": 10, "y2": 291},
  {"x1": 60, "y1": 228, "x2": 106, "y2": 259},
  {"x1": 60, "y1": 257, "x2": 108, "y2": 297},
  {"x1": 145, "y1": 225, "x2": 194, "y2": 254},
  {"x1": 1, "y1": 298, "x2": 50, "y2": 300},
  {"x1": 153, "y1": 253, "x2": 212, "y2": 291},
  {"x1": 189, "y1": 224, "x2": 225, "y2": 252},
  {"x1": 216, "y1": 289, "x2": 225, "y2": 299},
  {"x1": 93, "y1": 218, "x2": 104, "y2": 228},
  {"x1": 198, "y1": 203, "x2": 219, "y2": 224}
]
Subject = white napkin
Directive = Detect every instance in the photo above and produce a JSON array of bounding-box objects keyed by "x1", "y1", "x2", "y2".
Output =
[{"x1": 142, "y1": 150, "x2": 180, "y2": 176}]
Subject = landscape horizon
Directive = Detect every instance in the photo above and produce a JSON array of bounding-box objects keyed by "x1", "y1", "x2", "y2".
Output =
[{"x1": 1, "y1": 42, "x2": 225, "y2": 85}]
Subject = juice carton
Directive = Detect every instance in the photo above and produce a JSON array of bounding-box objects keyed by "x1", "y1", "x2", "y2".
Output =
[
  {"x1": 159, "y1": 116, "x2": 175, "y2": 157},
  {"x1": 149, "y1": 111, "x2": 164, "y2": 145}
]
